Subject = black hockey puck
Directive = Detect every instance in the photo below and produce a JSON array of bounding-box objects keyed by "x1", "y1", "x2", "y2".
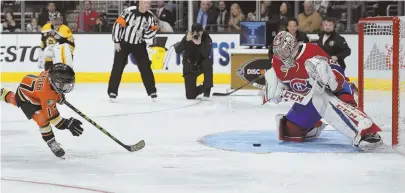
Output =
[{"x1": 253, "y1": 143, "x2": 261, "y2": 147}]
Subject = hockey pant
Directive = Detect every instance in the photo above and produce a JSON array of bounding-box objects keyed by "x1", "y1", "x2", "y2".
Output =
[{"x1": 1, "y1": 89, "x2": 60, "y2": 142}]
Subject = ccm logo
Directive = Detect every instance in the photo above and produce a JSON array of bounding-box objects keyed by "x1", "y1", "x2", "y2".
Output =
[
  {"x1": 336, "y1": 103, "x2": 366, "y2": 120},
  {"x1": 282, "y1": 91, "x2": 304, "y2": 103},
  {"x1": 247, "y1": 69, "x2": 264, "y2": 75}
]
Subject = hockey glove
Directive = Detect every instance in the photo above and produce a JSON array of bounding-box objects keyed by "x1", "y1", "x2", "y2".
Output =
[
  {"x1": 56, "y1": 117, "x2": 83, "y2": 136},
  {"x1": 38, "y1": 45, "x2": 56, "y2": 69},
  {"x1": 304, "y1": 56, "x2": 338, "y2": 92}
]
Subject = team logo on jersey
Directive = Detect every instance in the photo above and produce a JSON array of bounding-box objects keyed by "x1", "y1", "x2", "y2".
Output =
[
  {"x1": 47, "y1": 100, "x2": 55, "y2": 106},
  {"x1": 289, "y1": 78, "x2": 312, "y2": 95},
  {"x1": 236, "y1": 58, "x2": 271, "y2": 89},
  {"x1": 329, "y1": 40, "x2": 335, "y2": 46}
]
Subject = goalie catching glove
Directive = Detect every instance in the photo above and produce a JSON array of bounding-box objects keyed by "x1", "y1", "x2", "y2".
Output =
[
  {"x1": 55, "y1": 117, "x2": 83, "y2": 136},
  {"x1": 304, "y1": 56, "x2": 339, "y2": 92}
]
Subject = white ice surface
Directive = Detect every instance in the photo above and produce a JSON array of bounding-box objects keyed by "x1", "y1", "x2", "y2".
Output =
[{"x1": 1, "y1": 83, "x2": 404, "y2": 193}]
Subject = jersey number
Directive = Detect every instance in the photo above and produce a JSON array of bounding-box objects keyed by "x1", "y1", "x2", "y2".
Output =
[{"x1": 20, "y1": 80, "x2": 36, "y2": 92}]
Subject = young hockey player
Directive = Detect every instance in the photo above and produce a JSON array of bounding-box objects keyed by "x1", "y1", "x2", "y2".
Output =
[
  {"x1": 263, "y1": 31, "x2": 383, "y2": 151},
  {"x1": 1, "y1": 63, "x2": 83, "y2": 158},
  {"x1": 39, "y1": 12, "x2": 75, "y2": 70}
]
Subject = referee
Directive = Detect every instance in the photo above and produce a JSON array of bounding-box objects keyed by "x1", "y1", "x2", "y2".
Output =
[{"x1": 108, "y1": 0, "x2": 159, "y2": 101}]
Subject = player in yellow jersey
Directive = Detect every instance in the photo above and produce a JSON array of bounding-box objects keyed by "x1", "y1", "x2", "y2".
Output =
[{"x1": 39, "y1": 12, "x2": 75, "y2": 70}]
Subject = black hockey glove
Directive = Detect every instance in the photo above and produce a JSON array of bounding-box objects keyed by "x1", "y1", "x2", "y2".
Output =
[{"x1": 56, "y1": 117, "x2": 83, "y2": 136}]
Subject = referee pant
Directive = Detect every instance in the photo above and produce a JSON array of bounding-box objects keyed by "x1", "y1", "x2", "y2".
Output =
[{"x1": 108, "y1": 41, "x2": 157, "y2": 96}]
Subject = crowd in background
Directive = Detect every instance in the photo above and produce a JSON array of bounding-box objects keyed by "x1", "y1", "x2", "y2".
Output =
[{"x1": 1, "y1": 0, "x2": 403, "y2": 33}]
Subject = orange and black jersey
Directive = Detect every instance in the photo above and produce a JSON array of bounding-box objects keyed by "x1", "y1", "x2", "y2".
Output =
[{"x1": 17, "y1": 71, "x2": 63, "y2": 121}]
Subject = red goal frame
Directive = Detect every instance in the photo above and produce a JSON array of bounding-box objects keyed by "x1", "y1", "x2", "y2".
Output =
[{"x1": 358, "y1": 16, "x2": 401, "y2": 146}]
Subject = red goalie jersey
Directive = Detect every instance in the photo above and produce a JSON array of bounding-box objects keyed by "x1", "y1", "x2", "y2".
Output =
[{"x1": 272, "y1": 43, "x2": 346, "y2": 95}]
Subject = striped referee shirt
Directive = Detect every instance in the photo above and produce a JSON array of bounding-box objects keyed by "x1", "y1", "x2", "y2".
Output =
[{"x1": 112, "y1": 6, "x2": 158, "y2": 44}]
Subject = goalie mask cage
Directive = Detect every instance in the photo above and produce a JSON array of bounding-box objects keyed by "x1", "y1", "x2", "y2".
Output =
[{"x1": 358, "y1": 16, "x2": 405, "y2": 149}]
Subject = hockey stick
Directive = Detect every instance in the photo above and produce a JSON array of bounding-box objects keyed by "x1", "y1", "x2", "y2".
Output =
[
  {"x1": 213, "y1": 74, "x2": 265, "y2": 96},
  {"x1": 63, "y1": 100, "x2": 145, "y2": 152}
]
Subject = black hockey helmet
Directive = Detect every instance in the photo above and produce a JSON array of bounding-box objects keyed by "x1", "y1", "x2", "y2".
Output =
[{"x1": 48, "y1": 63, "x2": 75, "y2": 94}]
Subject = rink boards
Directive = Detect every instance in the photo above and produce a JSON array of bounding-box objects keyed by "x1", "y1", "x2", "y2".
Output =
[{"x1": 1, "y1": 33, "x2": 402, "y2": 91}]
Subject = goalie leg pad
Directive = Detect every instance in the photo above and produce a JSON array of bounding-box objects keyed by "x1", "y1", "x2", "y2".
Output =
[
  {"x1": 305, "y1": 120, "x2": 327, "y2": 139},
  {"x1": 276, "y1": 114, "x2": 325, "y2": 142},
  {"x1": 52, "y1": 43, "x2": 73, "y2": 68},
  {"x1": 276, "y1": 114, "x2": 305, "y2": 142},
  {"x1": 337, "y1": 93, "x2": 381, "y2": 135}
]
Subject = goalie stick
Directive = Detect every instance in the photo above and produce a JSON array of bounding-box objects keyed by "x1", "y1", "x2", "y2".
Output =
[
  {"x1": 213, "y1": 74, "x2": 265, "y2": 96},
  {"x1": 64, "y1": 100, "x2": 145, "y2": 152}
]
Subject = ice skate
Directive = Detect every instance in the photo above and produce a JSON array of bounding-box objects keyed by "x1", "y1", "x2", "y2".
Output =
[
  {"x1": 109, "y1": 93, "x2": 117, "y2": 102},
  {"x1": 46, "y1": 138, "x2": 65, "y2": 158},
  {"x1": 356, "y1": 133, "x2": 384, "y2": 151},
  {"x1": 149, "y1": 92, "x2": 157, "y2": 102}
]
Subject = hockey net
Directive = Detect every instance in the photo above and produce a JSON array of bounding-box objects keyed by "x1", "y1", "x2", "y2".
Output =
[{"x1": 358, "y1": 16, "x2": 405, "y2": 150}]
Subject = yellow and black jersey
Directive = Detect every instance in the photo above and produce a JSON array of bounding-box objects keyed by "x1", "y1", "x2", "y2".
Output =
[{"x1": 41, "y1": 23, "x2": 75, "y2": 57}]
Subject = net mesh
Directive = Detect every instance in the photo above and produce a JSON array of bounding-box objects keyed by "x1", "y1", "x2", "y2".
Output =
[{"x1": 360, "y1": 17, "x2": 405, "y2": 149}]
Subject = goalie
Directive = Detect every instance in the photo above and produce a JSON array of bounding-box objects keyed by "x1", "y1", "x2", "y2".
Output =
[
  {"x1": 263, "y1": 31, "x2": 383, "y2": 151},
  {"x1": 38, "y1": 12, "x2": 74, "y2": 70}
]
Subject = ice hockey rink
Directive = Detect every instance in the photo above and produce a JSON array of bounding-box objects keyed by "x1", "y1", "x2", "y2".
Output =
[{"x1": 1, "y1": 83, "x2": 404, "y2": 193}]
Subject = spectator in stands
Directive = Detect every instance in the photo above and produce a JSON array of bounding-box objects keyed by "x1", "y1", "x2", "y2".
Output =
[
  {"x1": 155, "y1": 0, "x2": 174, "y2": 26},
  {"x1": 247, "y1": 2, "x2": 269, "y2": 21},
  {"x1": 215, "y1": 1, "x2": 230, "y2": 32},
  {"x1": 278, "y1": 2, "x2": 292, "y2": 24},
  {"x1": 228, "y1": 3, "x2": 245, "y2": 31},
  {"x1": 38, "y1": 2, "x2": 57, "y2": 27},
  {"x1": 2, "y1": 11, "x2": 21, "y2": 32},
  {"x1": 298, "y1": 1, "x2": 322, "y2": 33},
  {"x1": 92, "y1": 12, "x2": 109, "y2": 32},
  {"x1": 26, "y1": 17, "x2": 41, "y2": 32},
  {"x1": 286, "y1": 18, "x2": 309, "y2": 44},
  {"x1": 157, "y1": 19, "x2": 173, "y2": 32},
  {"x1": 195, "y1": 0, "x2": 217, "y2": 31},
  {"x1": 77, "y1": 1, "x2": 99, "y2": 32},
  {"x1": 317, "y1": 17, "x2": 351, "y2": 70}
]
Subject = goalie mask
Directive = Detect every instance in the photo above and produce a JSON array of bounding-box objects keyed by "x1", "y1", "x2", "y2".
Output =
[
  {"x1": 48, "y1": 63, "x2": 75, "y2": 94},
  {"x1": 272, "y1": 31, "x2": 300, "y2": 69},
  {"x1": 50, "y1": 12, "x2": 63, "y2": 30}
]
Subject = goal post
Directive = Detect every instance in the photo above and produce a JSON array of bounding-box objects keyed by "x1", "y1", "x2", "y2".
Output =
[{"x1": 357, "y1": 16, "x2": 405, "y2": 149}]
